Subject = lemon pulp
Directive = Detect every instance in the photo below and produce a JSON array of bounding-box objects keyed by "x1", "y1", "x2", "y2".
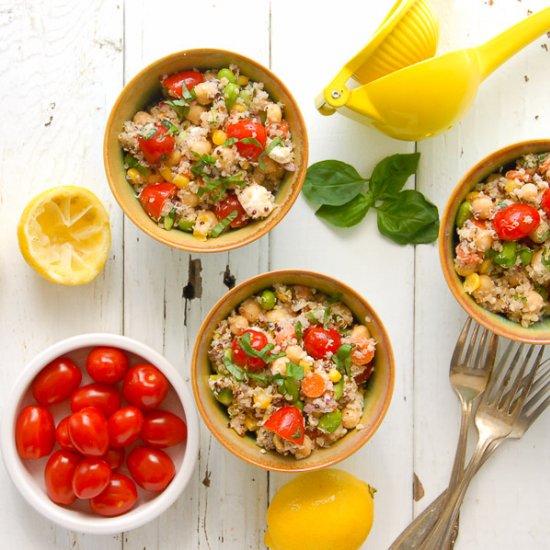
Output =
[{"x1": 17, "y1": 186, "x2": 111, "y2": 285}]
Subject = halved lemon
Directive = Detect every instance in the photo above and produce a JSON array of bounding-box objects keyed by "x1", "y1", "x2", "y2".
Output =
[{"x1": 17, "y1": 186, "x2": 111, "y2": 285}]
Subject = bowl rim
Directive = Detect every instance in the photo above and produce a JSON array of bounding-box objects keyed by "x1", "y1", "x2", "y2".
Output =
[
  {"x1": 0, "y1": 333, "x2": 199, "y2": 535},
  {"x1": 191, "y1": 269, "x2": 395, "y2": 473},
  {"x1": 439, "y1": 139, "x2": 550, "y2": 344},
  {"x1": 103, "y1": 47, "x2": 309, "y2": 254}
]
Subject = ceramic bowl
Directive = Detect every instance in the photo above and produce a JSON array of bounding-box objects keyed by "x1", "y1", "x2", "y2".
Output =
[
  {"x1": 192, "y1": 270, "x2": 394, "y2": 473},
  {"x1": 0, "y1": 334, "x2": 199, "y2": 535},
  {"x1": 440, "y1": 139, "x2": 550, "y2": 343},
  {"x1": 104, "y1": 48, "x2": 308, "y2": 253}
]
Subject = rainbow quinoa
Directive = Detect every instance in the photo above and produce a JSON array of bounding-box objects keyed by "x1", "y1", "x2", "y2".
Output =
[
  {"x1": 207, "y1": 284, "x2": 376, "y2": 459},
  {"x1": 454, "y1": 152, "x2": 550, "y2": 327},
  {"x1": 118, "y1": 66, "x2": 295, "y2": 240}
]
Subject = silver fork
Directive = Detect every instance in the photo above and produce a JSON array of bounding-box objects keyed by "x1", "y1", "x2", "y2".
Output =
[
  {"x1": 388, "y1": 319, "x2": 497, "y2": 550},
  {"x1": 421, "y1": 341, "x2": 545, "y2": 549},
  {"x1": 389, "y1": 353, "x2": 550, "y2": 550}
]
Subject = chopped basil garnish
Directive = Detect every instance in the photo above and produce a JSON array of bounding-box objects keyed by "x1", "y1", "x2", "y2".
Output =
[
  {"x1": 209, "y1": 210, "x2": 238, "y2": 238},
  {"x1": 290, "y1": 427, "x2": 302, "y2": 439},
  {"x1": 295, "y1": 320, "x2": 303, "y2": 340},
  {"x1": 124, "y1": 154, "x2": 148, "y2": 175},
  {"x1": 191, "y1": 153, "x2": 217, "y2": 177},
  {"x1": 240, "y1": 137, "x2": 263, "y2": 149},
  {"x1": 222, "y1": 137, "x2": 239, "y2": 147},
  {"x1": 180, "y1": 82, "x2": 196, "y2": 102},
  {"x1": 258, "y1": 137, "x2": 283, "y2": 171},
  {"x1": 238, "y1": 332, "x2": 285, "y2": 363},
  {"x1": 140, "y1": 123, "x2": 157, "y2": 140},
  {"x1": 334, "y1": 344, "x2": 352, "y2": 376},
  {"x1": 223, "y1": 351, "x2": 246, "y2": 381},
  {"x1": 286, "y1": 362, "x2": 304, "y2": 381},
  {"x1": 165, "y1": 99, "x2": 190, "y2": 120}
]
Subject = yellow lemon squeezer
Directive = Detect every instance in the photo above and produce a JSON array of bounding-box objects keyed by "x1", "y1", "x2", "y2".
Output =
[{"x1": 316, "y1": 0, "x2": 550, "y2": 141}]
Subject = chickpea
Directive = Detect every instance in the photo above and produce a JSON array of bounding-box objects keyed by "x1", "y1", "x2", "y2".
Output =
[
  {"x1": 471, "y1": 196, "x2": 494, "y2": 220},
  {"x1": 351, "y1": 325, "x2": 371, "y2": 343},
  {"x1": 179, "y1": 190, "x2": 200, "y2": 207},
  {"x1": 529, "y1": 220, "x2": 549, "y2": 244},
  {"x1": 525, "y1": 290, "x2": 545, "y2": 313},
  {"x1": 189, "y1": 139, "x2": 213, "y2": 156},
  {"x1": 474, "y1": 230, "x2": 493, "y2": 252},
  {"x1": 185, "y1": 104, "x2": 206, "y2": 125},
  {"x1": 516, "y1": 183, "x2": 538, "y2": 203},
  {"x1": 294, "y1": 435, "x2": 313, "y2": 459},
  {"x1": 228, "y1": 315, "x2": 249, "y2": 335},
  {"x1": 342, "y1": 405, "x2": 362, "y2": 429},
  {"x1": 238, "y1": 298, "x2": 263, "y2": 323},
  {"x1": 273, "y1": 434, "x2": 287, "y2": 454},
  {"x1": 293, "y1": 285, "x2": 314, "y2": 301},
  {"x1": 194, "y1": 82, "x2": 216, "y2": 105},
  {"x1": 454, "y1": 262, "x2": 478, "y2": 277},
  {"x1": 271, "y1": 356, "x2": 289, "y2": 376},
  {"x1": 215, "y1": 146, "x2": 237, "y2": 172},
  {"x1": 259, "y1": 156, "x2": 285, "y2": 177},
  {"x1": 266, "y1": 103, "x2": 282, "y2": 123},
  {"x1": 330, "y1": 302, "x2": 354, "y2": 328},
  {"x1": 133, "y1": 111, "x2": 154, "y2": 125},
  {"x1": 473, "y1": 275, "x2": 495, "y2": 301},
  {"x1": 165, "y1": 149, "x2": 182, "y2": 167},
  {"x1": 285, "y1": 345, "x2": 305, "y2": 363},
  {"x1": 507, "y1": 270, "x2": 523, "y2": 286},
  {"x1": 266, "y1": 308, "x2": 291, "y2": 323}
]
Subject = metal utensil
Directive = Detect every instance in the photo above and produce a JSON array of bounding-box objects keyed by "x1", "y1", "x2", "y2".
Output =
[{"x1": 421, "y1": 342, "x2": 545, "y2": 549}]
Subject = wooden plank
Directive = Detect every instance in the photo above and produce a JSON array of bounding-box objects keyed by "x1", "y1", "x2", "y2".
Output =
[
  {"x1": 0, "y1": 0, "x2": 124, "y2": 548},
  {"x1": 414, "y1": 1, "x2": 550, "y2": 548}
]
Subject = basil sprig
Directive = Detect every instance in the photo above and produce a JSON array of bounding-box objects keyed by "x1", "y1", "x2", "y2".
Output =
[
  {"x1": 238, "y1": 332, "x2": 285, "y2": 363},
  {"x1": 303, "y1": 154, "x2": 439, "y2": 245}
]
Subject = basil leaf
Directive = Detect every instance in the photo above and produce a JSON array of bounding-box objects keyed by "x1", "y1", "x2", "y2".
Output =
[
  {"x1": 295, "y1": 321, "x2": 303, "y2": 340},
  {"x1": 369, "y1": 153, "x2": 420, "y2": 201},
  {"x1": 322, "y1": 306, "x2": 331, "y2": 329},
  {"x1": 180, "y1": 82, "x2": 196, "y2": 102},
  {"x1": 283, "y1": 378, "x2": 300, "y2": 403},
  {"x1": 140, "y1": 123, "x2": 157, "y2": 140},
  {"x1": 247, "y1": 371, "x2": 271, "y2": 385},
  {"x1": 161, "y1": 119, "x2": 179, "y2": 136},
  {"x1": 165, "y1": 99, "x2": 190, "y2": 121},
  {"x1": 124, "y1": 154, "x2": 148, "y2": 175},
  {"x1": 376, "y1": 190, "x2": 439, "y2": 245},
  {"x1": 239, "y1": 332, "x2": 285, "y2": 363},
  {"x1": 223, "y1": 137, "x2": 238, "y2": 147},
  {"x1": 240, "y1": 137, "x2": 263, "y2": 149},
  {"x1": 191, "y1": 153, "x2": 217, "y2": 177},
  {"x1": 334, "y1": 344, "x2": 352, "y2": 376},
  {"x1": 303, "y1": 160, "x2": 367, "y2": 206},
  {"x1": 209, "y1": 210, "x2": 238, "y2": 238},
  {"x1": 290, "y1": 427, "x2": 302, "y2": 439},
  {"x1": 286, "y1": 362, "x2": 304, "y2": 381},
  {"x1": 315, "y1": 192, "x2": 374, "y2": 227},
  {"x1": 223, "y1": 353, "x2": 246, "y2": 381}
]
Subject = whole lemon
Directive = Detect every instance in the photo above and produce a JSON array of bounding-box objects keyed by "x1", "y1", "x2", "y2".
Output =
[{"x1": 265, "y1": 469, "x2": 375, "y2": 550}]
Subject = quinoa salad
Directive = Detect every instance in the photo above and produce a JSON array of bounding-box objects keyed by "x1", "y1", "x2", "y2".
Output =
[
  {"x1": 454, "y1": 152, "x2": 550, "y2": 327},
  {"x1": 207, "y1": 284, "x2": 376, "y2": 459},
  {"x1": 118, "y1": 66, "x2": 295, "y2": 240}
]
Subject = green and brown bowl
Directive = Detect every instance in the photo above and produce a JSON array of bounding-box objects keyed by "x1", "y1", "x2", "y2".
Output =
[
  {"x1": 440, "y1": 139, "x2": 550, "y2": 344},
  {"x1": 191, "y1": 270, "x2": 395, "y2": 473},
  {"x1": 104, "y1": 49, "x2": 308, "y2": 253}
]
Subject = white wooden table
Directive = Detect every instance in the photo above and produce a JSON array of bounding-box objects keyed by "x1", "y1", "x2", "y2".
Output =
[{"x1": 1, "y1": 0, "x2": 549, "y2": 548}]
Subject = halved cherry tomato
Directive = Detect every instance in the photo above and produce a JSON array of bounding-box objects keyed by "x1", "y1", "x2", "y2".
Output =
[
  {"x1": 56, "y1": 416, "x2": 76, "y2": 451},
  {"x1": 102, "y1": 447, "x2": 125, "y2": 470},
  {"x1": 226, "y1": 120, "x2": 267, "y2": 161},
  {"x1": 44, "y1": 450, "x2": 81, "y2": 505},
  {"x1": 266, "y1": 119, "x2": 289, "y2": 138},
  {"x1": 141, "y1": 410, "x2": 187, "y2": 448},
  {"x1": 214, "y1": 194, "x2": 249, "y2": 229},
  {"x1": 71, "y1": 383, "x2": 121, "y2": 418},
  {"x1": 161, "y1": 70, "x2": 205, "y2": 98},
  {"x1": 303, "y1": 326, "x2": 342, "y2": 359},
  {"x1": 127, "y1": 446, "x2": 175, "y2": 491},
  {"x1": 86, "y1": 347, "x2": 129, "y2": 384},
  {"x1": 139, "y1": 182, "x2": 178, "y2": 220},
  {"x1": 15, "y1": 405, "x2": 55, "y2": 459},
  {"x1": 108, "y1": 406, "x2": 144, "y2": 448},
  {"x1": 301, "y1": 372, "x2": 326, "y2": 398},
  {"x1": 354, "y1": 364, "x2": 374, "y2": 385},
  {"x1": 137, "y1": 123, "x2": 175, "y2": 164},
  {"x1": 122, "y1": 364, "x2": 169, "y2": 410},
  {"x1": 72, "y1": 457, "x2": 112, "y2": 499},
  {"x1": 232, "y1": 329, "x2": 269, "y2": 372},
  {"x1": 492, "y1": 203, "x2": 540, "y2": 241},
  {"x1": 264, "y1": 406, "x2": 305, "y2": 445},
  {"x1": 68, "y1": 407, "x2": 109, "y2": 457},
  {"x1": 90, "y1": 473, "x2": 138, "y2": 517},
  {"x1": 31, "y1": 357, "x2": 82, "y2": 406},
  {"x1": 541, "y1": 188, "x2": 550, "y2": 217}
]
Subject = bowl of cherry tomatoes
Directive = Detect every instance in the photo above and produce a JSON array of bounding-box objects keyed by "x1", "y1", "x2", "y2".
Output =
[{"x1": 0, "y1": 334, "x2": 199, "y2": 534}]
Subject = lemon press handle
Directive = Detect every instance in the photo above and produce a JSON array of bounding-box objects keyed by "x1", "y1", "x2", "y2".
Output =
[{"x1": 476, "y1": 6, "x2": 550, "y2": 79}]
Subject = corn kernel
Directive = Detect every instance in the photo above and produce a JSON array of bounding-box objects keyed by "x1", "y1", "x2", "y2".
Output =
[
  {"x1": 147, "y1": 172, "x2": 164, "y2": 184},
  {"x1": 328, "y1": 369, "x2": 342, "y2": 383},
  {"x1": 299, "y1": 360, "x2": 312, "y2": 375},
  {"x1": 463, "y1": 273, "x2": 481, "y2": 294},
  {"x1": 126, "y1": 168, "x2": 144, "y2": 185},
  {"x1": 231, "y1": 102, "x2": 247, "y2": 113},
  {"x1": 253, "y1": 392, "x2": 272, "y2": 409},
  {"x1": 173, "y1": 174, "x2": 190, "y2": 188},
  {"x1": 466, "y1": 191, "x2": 479, "y2": 201},
  {"x1": 505, "y1": 179, "x2": 521, "y2": 194},
  {"x1": 237, "y1": 75, "x2": 249, "y2": 86},
  {"x1": 244, "y1": 416, "x2": 258, "y2": 431},
  {"x1": 479, "y1": 259, "x2": 493, "y2": 275},
  {"x1": 166, "y1": 149, "x2": 182, "y2": 166},
  {"x1": 212, "y1": 129, "x2": 228, "y2": 146},
  {"x1": 159, "y1": 166, "x2": 173, "y2": 183},
  {"x1": 241, "y1": 161, "x2": 250, "y2": 170},
  {"x1": 193, "y1": 211, "x2": 218, "y2": 241}
]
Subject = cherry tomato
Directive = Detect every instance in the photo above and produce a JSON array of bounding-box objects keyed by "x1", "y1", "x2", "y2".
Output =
[
  {"x1": 226, "y1": 120, "x2": 267, "y2": 161},
  {"x1": 266, "y1": 119, "x2": 289, "y2": 138},
  {"x1": 70, "y1": 383, "x2": 121, "y2": 417},
  {"x1": 214, "y1": 194, "x2": 249, "y2": 229},
  {"x1": 72, "y1": 457, "x2": 112, "y2": 499},
  {"x1": 139, "y1": 182, "x2": 178, "y2": 220},
  {"x1": 108, "y1": 406, "x2": 144, "y2": 448},
  {"x1": 56, "y1": 416, "x2": 76, "y2": 451},
  {"x1": 122, "y1": 364, "x2": 169, "y2": 410},
  {"x1": 90, "y1": 473, "x2": 138, "y2": 517},
  {"x1": 44, "y1": 450, "x2": 81, "y2": 505},
  {"x1": 127, "y1": 446, "x2": 175, "y2": 491},
  {"x1": 231, "y1": 329, "x2": 269, "y2": 372},
  {"x1": 15, "y1": 405, "x2": 55, "y2": 459},
  {"x1": 141, "y1": 410, "x2": 187, "y2": 448},
  {"x1": 492, "y1": 203, "x2": 540, "y2": 241},
  {"x1": 31, "y1": 357, "x2": 82, "y2": 406},
  {"x1": 541, "y1": 188, "x2": 550, "y2": 217},
  {"x1": 102, "y1": 447, "x2": 125, "y2": 470},
  {"x1": 68, "y1": 407, "x2": 109, "y2": 457},
  {"x1": 137, "y1": 123, "x2": 175, "y2": 164},
  {"x1": 354, "y1": 364, "x2": 374, "y2": 385},
  {"x1": 264, "y1": 406, "x2": 305, "y2": 445},
  {"x1": 303, "y1": 326, "x2": 342, "y2": 359},
  {"x1": 86, "y1": 347, "x2": 129, "y2": 384},
  {"x1": 161, "y1": 70, "x2": 205, "y2": 98}
]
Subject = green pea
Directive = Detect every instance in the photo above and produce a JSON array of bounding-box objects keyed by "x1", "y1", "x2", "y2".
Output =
[
  {"x1": 217, "y1": 68, "x2": 236, "y2": 83},
  {"x1": 518, "y1": 247, "x2": 534, "y2": 266},
  {"x1": 224, "y1": 82, "x2": 239, "y2": 109},
  {"x1": 163, "y1": 216, "x2": 174, "y2": 231},
  {"x1": 283, "y1": 378, "x2": 300, "y2": 403},
  {"x1": 455, "y1": 201, "x2": 472, "y2": 228},
  {"x1": 318, "y1": 411, "x2": 343, "y2": 433},
  {"x1": 239, "y1": 89, "x2": 252, "y2": 105},
  {"x1": 177, "y1": 219, "x2": 194, "y2": 232},
  {"x1": 260, "y1": 289, "x2": 276, "y2": 310},
  {"x1": 494, "y1": 241, "x2": 518, "y2": 267},
  {"x1": 333, "y1": 377, "x2": 344, "y2": 401},
  {"x1": 215, "y1": 388, "x2": 234, "y2": 406}
]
